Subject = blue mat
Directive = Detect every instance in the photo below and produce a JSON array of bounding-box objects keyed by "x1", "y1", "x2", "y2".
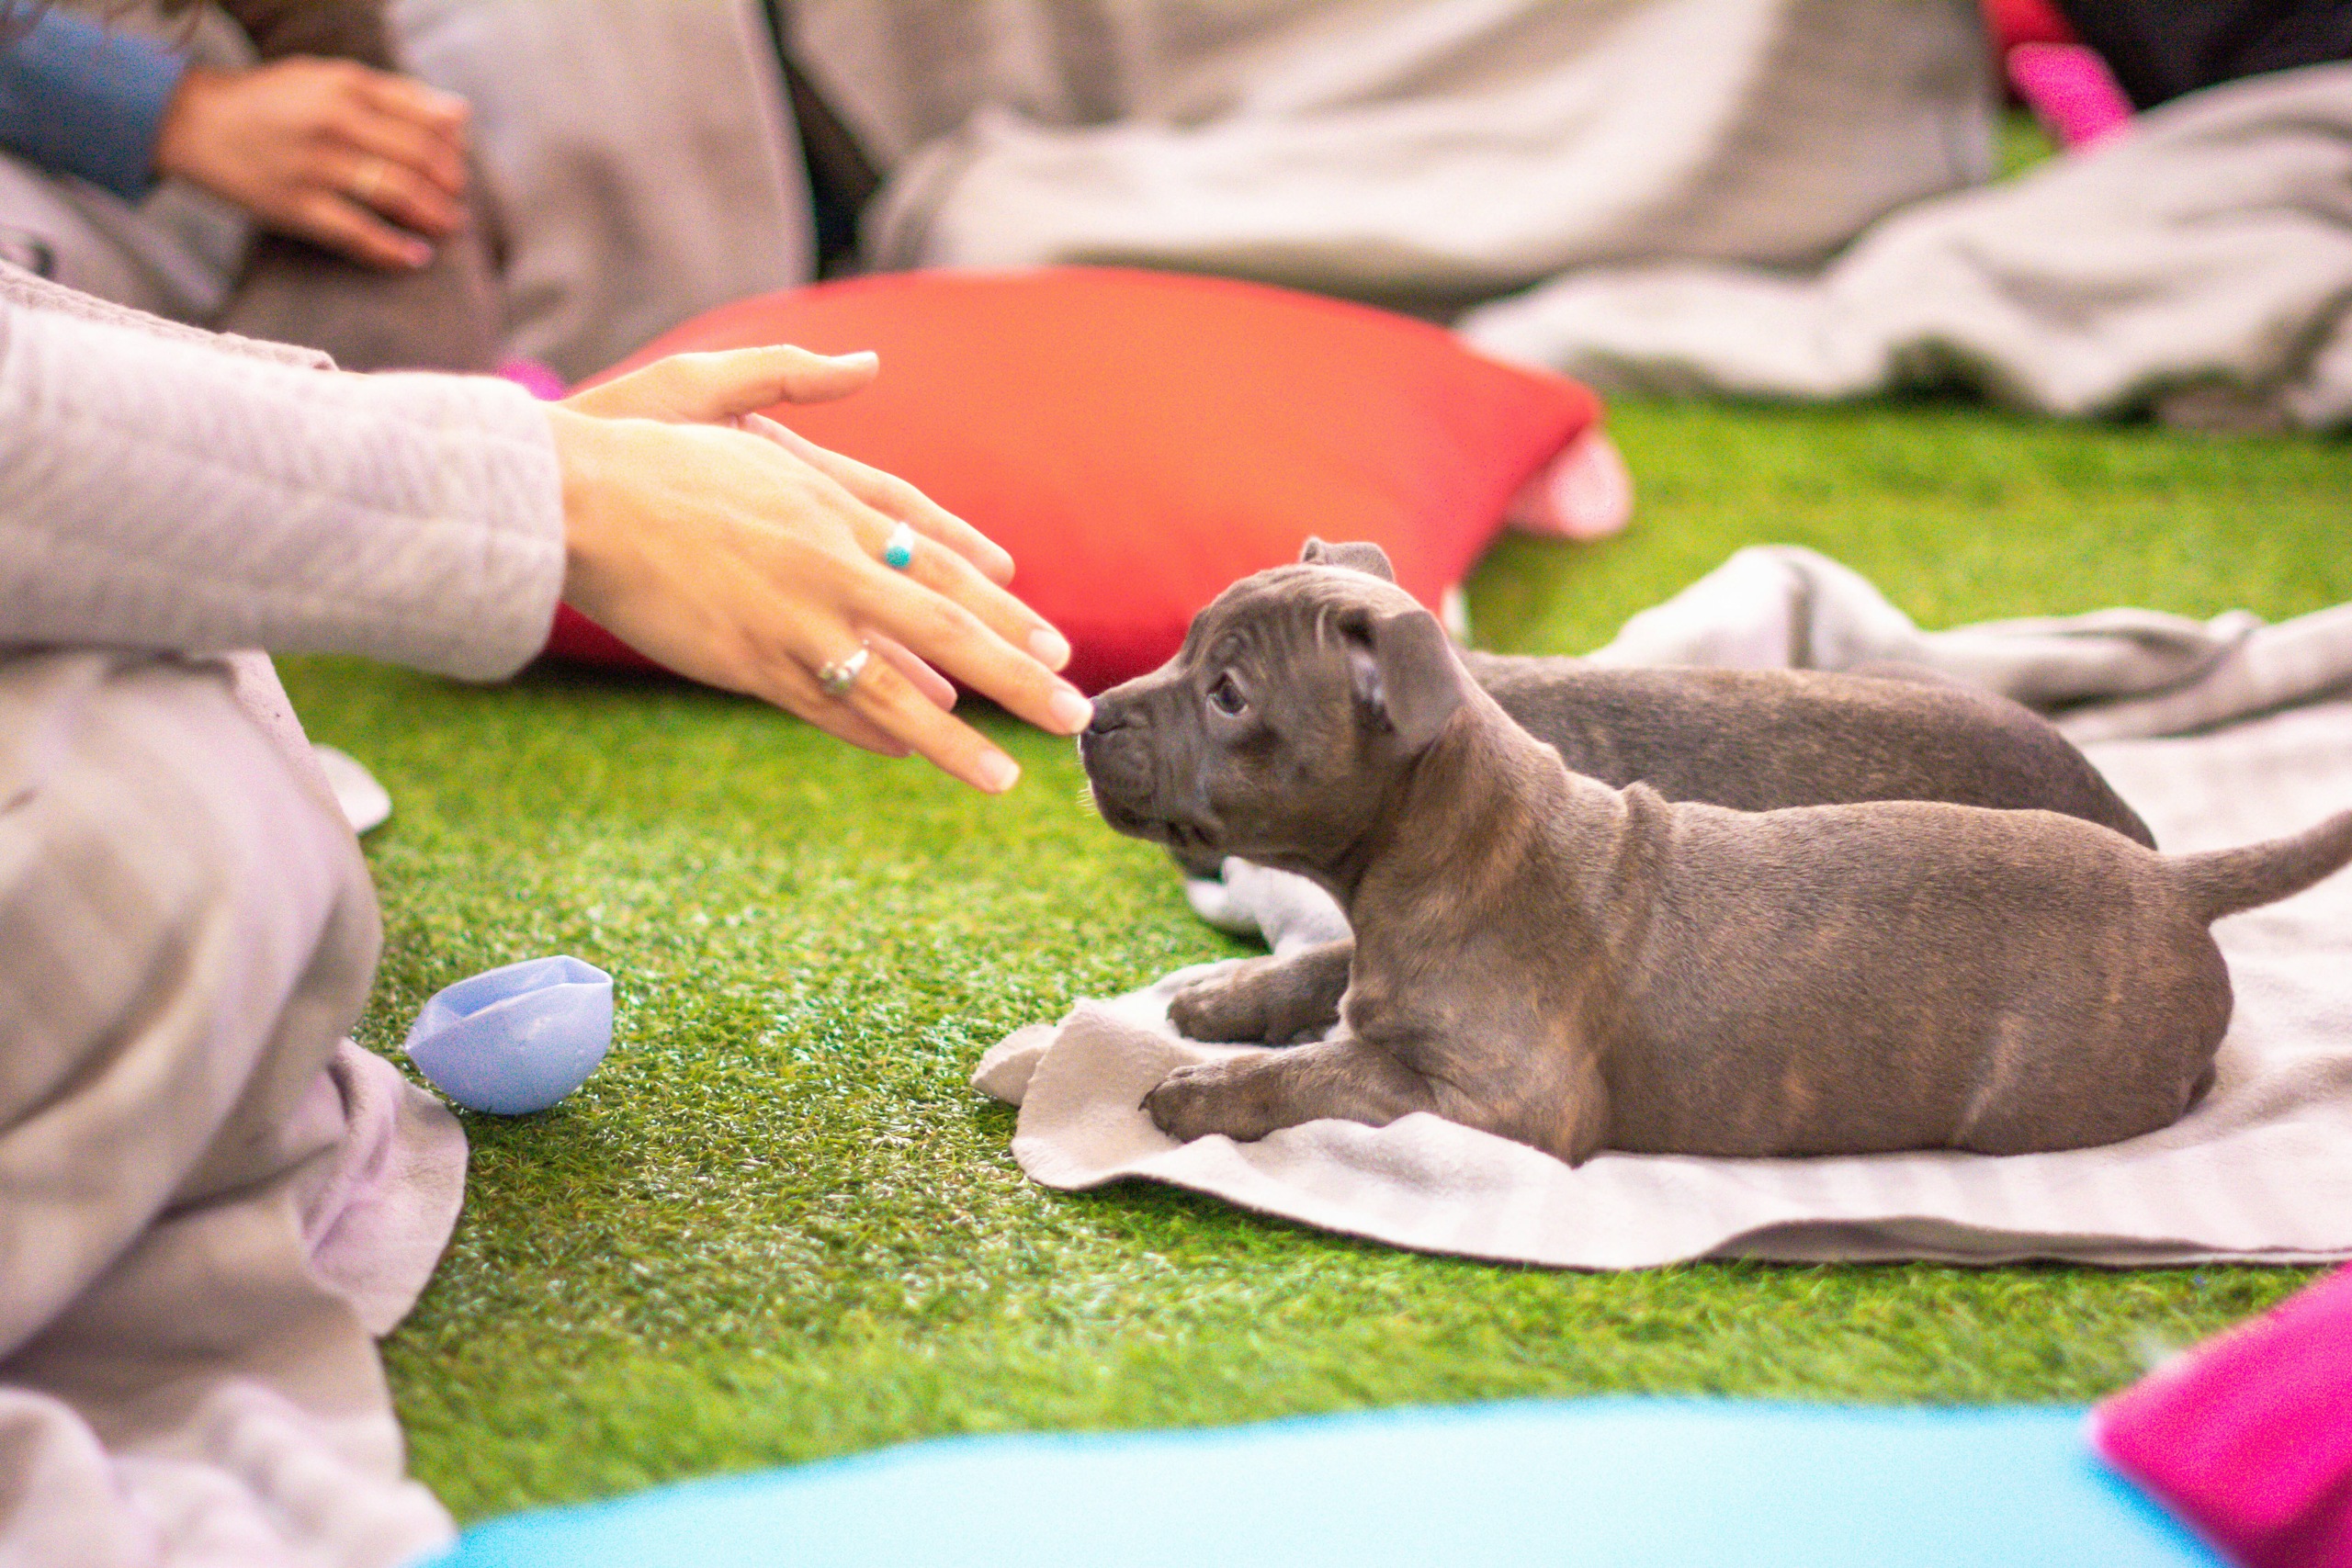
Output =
[{"x1": 432, "y1": 1399, "x2": 2217, "y2": 1568}]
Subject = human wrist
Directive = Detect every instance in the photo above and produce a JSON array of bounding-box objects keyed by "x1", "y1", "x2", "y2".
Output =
[
  {"x1": 151, "y1": 65, "x2": 228, "y2": 186},
  {"x1": 547, "y1": 406, "x2": 641, "y2": 607}
]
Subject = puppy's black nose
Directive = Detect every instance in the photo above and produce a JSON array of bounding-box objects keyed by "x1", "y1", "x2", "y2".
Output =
[{"x1": 1084, "y1": 707, "x2": 1130, "y2": 739}]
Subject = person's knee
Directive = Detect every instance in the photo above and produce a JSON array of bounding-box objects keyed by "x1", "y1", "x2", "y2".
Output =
[{"x1": 0, "y1": 650, "x2": 379, "y2": 1212}]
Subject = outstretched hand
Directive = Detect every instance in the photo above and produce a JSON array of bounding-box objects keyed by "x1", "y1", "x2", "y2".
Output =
[{"x1": 549, "y1": 347, "x2": 1091, "y2": 793}]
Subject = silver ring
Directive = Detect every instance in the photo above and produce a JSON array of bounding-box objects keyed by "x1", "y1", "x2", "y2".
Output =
[
  {"x1": 815, "y1": 644, "x2": 870, "y2": 699},
  {"x1": 882, "y1": 522, "x2": 917, "y2": 571}
]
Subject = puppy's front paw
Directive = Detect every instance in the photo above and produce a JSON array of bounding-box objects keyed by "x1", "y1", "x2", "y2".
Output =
[
  {"x1": 1145, "y1": 1061, "x2": 1262, "y2": 1144},
  {"x1": 1168, "y1": 973, "x2": 1261, "y2": 1043},
  {"x1": 1168, "y1": 955, "x2": 1341, "y2": 1044}
]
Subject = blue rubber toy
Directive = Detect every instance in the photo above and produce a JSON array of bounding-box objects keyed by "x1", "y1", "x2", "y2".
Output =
[{"x1": 403, "y1": 955, "x2": 613, "y2": 1114}]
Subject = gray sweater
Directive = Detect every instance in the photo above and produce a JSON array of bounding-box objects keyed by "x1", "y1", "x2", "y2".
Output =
[{"x1": 0, "y1": 263, "x2": 564, "y2": 681}]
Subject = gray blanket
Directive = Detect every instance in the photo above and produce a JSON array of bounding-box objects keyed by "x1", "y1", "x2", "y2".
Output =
[
  {"x1": 794, "y1": 0, "x2": 1992, "y2": 312},
  {"x1": 976, "y1": 552, "x2": 2352, "y2": 1267},
  {"x1": 1459, "y1": 63, "x2": 2352, "y2": 432},
  {"x1": 391, "y1": 0, "x2": 813, "y2": 381}
]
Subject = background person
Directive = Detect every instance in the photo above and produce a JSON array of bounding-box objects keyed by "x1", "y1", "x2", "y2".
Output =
[{"x1": 0, "y1": 0, "x2": 499, "y2": 367}]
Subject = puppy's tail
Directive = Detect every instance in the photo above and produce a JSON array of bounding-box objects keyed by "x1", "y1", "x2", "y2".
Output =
[{"x1": 2172, "y1": 808, "x2": 2352, "y2": 923}]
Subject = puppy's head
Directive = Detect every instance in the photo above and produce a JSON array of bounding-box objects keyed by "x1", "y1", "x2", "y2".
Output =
[{"x1": 1079, "y1": 538, "x2": 1465, "y2": 877}]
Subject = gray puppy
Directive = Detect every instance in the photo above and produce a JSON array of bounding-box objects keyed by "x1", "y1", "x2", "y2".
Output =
[
  {"x1": 1154, "y1": 538, "x2": 2151, "y2": 1047},
  {"x1": 1079, "y1": 564, "x2": 2352, "y2": 1162},
  {"x1": 1304, "y1": 539, "x2": 2150, "y2": 841}
]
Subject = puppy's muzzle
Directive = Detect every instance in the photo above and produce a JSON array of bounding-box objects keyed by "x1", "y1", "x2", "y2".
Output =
[
  {"x1": 1080, "y1": 703, "x2": 1220, "y2": 862},
  {"x1": 1078, "y1": 706, "x2": 1157, "y2": 815}
]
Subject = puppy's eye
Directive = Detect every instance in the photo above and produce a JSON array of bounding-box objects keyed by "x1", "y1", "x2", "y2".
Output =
[{"x1": 1207, "y1": 673, "x2": 1247, "y2": 716}]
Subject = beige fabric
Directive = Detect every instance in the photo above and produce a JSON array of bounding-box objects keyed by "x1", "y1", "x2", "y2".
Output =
[
  {"x1": 978, "y1": 615, "x2": 2352, "y2": 1268},
  {"x1": 795, "y1": 0, "x2": 1994, "y2": 311},
  {"x1": 1584, "y1": 546, "x2": 2352, "y2": 745},
  {"x1": 393, "y1": 0, "x2": 814, "y2": 380},
  {"x1": 1459, "y1": 63, "x2": 2352, "y2": 432},
  {"x1": 0, "y1": 649, "x2": 459, "y2": 1566},
  {"x1": 0, "y1": 262, "x2": 530, "y2": 1566}
]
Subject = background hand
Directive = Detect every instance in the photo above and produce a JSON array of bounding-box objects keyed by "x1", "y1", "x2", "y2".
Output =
[
  {"x1": 153, "y1": 60, "x2": 471, "y2": 270},
  {"x1": 549, "y1": 350, "x2": 1090, "y2": 792}
]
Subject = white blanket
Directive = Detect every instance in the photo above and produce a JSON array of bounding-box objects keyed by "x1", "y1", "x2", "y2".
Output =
[
  {"x1": 976, "y1": 555, "x2": 2352, "y2": 1268},
  {"x1": 1459, "y1": 63, "x2": 2352, "y2": 432},
  {"x1": 793, "y1": 0, "x2": 1993, "y2": 311}
]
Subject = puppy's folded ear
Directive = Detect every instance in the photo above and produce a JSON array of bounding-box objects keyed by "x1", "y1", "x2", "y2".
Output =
[
  {"x1": 1347, "y1": 608, "x2": 1464, "y2": 750},
  {"x1": 1298, "y1": 537, "x2": 1397, "y2": 582}
]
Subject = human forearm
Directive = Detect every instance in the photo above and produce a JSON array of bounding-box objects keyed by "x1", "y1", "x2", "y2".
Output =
[{"x1": 0, "y1": 301, "x2": 563, "y2": 678}]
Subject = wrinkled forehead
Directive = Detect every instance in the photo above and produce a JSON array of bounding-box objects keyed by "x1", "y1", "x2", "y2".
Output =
[{"x1": 1180, "y1": 565, "x2": 1419, "y2": 668}]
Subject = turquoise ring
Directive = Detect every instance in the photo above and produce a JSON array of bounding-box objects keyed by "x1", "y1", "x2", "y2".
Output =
[{"x1": 882, "y1": 523, "x2": 916, "y2": 571}]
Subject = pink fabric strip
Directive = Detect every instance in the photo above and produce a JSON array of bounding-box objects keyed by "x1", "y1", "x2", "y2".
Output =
[
  {"x1": 2093, "y1": 1267, "x2": 2352, "y2": 1568},
  {"x1": 2006, "y1": 42, "x2": 2135, "y2": 149}
]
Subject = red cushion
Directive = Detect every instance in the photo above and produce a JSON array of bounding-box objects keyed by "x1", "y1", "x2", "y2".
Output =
[
  {"x1": 1980, "y1": 0, "x2": 2077, "y2": 53},
  {"x1": 551, "y1": 267, "x2": 1602, "y2": 693}
]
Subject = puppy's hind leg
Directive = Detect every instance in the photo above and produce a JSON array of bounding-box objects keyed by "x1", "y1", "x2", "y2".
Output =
[
  {"x1": 1145, "y1": 1034, "x2": 1435, "y2": 1145},
  {"x1": 1169, "y1": 940, "x2": 1353, "y2": 1044}
]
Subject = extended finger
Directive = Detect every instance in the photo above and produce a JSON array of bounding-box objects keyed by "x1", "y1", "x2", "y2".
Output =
[
  {"x1": 740, "y1": 628, "x2": 1013, "y2": 791},
  {"x1": 335, "y1": 88, "x2": 469, "y2": 197},
  {"x1": 355, "y1": 70, "x2": 471, "y2": 149},
  {"x1": 743, "y1": 412, "x2": 1016, "y2": 588},
  {"x1": 340, "y1": 149, "x2": 463, "y2": 237},
  {"x1": 828, "y1": 648, "x2": 1023, "y2": 794},
  {"x1": 851, "y1": 571, "x2": 1091, "y2": 741},
  {"x1": 570, "y1": 347, "x2": 879, "y2": 424},
  {"x1": 855, "y1": 512, "x2": 1073, "y2": 675},
  {"x1": 865, "y1": 630, "x2": 956, "y2": 711},
  {"x1": 292, "y1": 191, "x2": 431, "y2": 268},
  {"x1": 696, "y1": 624, "x2": 910, "y2": 755},
  {"x1": 789, "y1": 690, "x2": 913, "y2": 758}
]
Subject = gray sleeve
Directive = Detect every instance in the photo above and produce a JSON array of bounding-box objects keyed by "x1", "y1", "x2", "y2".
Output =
[
  {"x1": 0, "y1": 256, "x2": 334, "y2": 368},
  {"x1": 0, "y1": 297, "x2": 567, "y2": 682}
]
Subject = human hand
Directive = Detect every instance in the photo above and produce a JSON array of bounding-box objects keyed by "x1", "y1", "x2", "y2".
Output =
[
  {"x1": 549, "y1": 349, "x2": 1091, "y2": 793},
  {"x1": 153, "y1": 59, "x2": 470, "y2": 270},
  {"x1": 563, "y1": 345, "x2": 1028, "y2": 716}
]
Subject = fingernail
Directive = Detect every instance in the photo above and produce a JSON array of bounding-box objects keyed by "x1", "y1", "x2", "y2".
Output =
[
  {"x1": 1048, "y1": 687, "x2": 1093, "y2": 733},
  {"x1": 826, "y1": 350, "x2": 879, "y2": 368},
  {"x1": 1029, "y1": 626, "x2": 1072, "y2": 670},
  {"x1": 977, "y1": 751, "x2": 1021, "y2": 794}
]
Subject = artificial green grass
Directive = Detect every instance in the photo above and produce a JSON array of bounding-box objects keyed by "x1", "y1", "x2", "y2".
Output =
[{"x1": 277, "y1": 396, "x2": 2347, "y2": 1523}]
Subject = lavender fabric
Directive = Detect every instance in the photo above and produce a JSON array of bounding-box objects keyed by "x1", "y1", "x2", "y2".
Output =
[{"x1": 0, "y1": 266, "x2": 563, "y2": 1565}]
